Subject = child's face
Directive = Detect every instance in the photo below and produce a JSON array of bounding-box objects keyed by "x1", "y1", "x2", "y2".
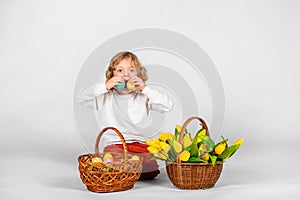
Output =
[{"x1": 113, "y1": 58, "x2": 138, "y2": 81}]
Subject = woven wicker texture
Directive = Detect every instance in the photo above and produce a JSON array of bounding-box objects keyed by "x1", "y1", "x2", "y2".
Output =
[
  {"x1": 166, "y1": 116, "x2": 223, "y2": 190},
  {"x1": 78, "y1": 127, "x2": 142, "y2": 193}
]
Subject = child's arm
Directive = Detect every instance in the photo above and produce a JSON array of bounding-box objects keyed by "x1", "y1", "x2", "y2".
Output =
[
  {"x1": 76, "y1": 82, "x2": 108, "y2": 109},
  {"x1": 142, "y1": 86, "x2": 173, "y2": 112}
]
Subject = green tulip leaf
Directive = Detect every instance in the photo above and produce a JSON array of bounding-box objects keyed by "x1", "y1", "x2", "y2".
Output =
[
  {"x1": 209, "y1": 155, "x2": 218, "y2": 166},
  {"x1": 188, "y1": 157, "x2": 203, "y2": 162},
  {"x1": 174, "y1": 128, "x2": 179, "y2": 141},
  {"x1": 215, "y1": 138, "x2": 228, "y2": 148},
  {"x1": 218, "y1": 144, "x2": 240, "y2": 160},
  {"x1": 190, "y1": 135, "x2": 200, "y2": 157}
]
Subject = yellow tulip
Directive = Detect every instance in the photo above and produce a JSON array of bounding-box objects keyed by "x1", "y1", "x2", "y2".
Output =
[
  {"x1": 197, "y1": 137, "x2": 203, "y2": 143},
  {"x1": 173, "y1": 140, "x2": 183, "y2": 153},
  {"x1": 167, "y1": 132, "x2": 174, "y2": 140},
  {"x1": 153, "y1": 138, "x2": 160, "y2": 143},
  {"x1": 183, "y1": 133, "x2": 192, "y2": 148},
  {"x1": 147, "y1": 146, "x2": 159, "y2": 154},
  {"x1": 179, "y1": 151, "x2": 190, "y2": 161},
  {"x1": 214, "y1": 143, "x2": 226, "y2": 155},
  {"x1": 159, "y1": 132, "x2": 173, "y2": 141},
  {"x1": 201, "y1": 153, "x2": 209, "y2": 161},
  {"x1": 233, "y1": 138, "x2": 244, "y2": 146},
  {"x1": 176, "y1": 125, "x2": 182, "y2": 132},
  {"x1": 145, "y1": 139, "x2": 151, "y2": 146},
  {"x1": 198, "y1": 129, "x2": 206, "y2": 136},
  {"x1": 145, "y1": 138, "x2": 160, "y2": 148},
  {"x1": 159, "y1": 141, "x2": 171, "y2": 153}
]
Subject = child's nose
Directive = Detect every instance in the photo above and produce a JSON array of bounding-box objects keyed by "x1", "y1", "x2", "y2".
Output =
[
  {"x1": 123, "y1": 69, "x2": 129, "y2": 80},
  {"x1": 124, "y1": 69, "x2": 128, "y2": 75}
]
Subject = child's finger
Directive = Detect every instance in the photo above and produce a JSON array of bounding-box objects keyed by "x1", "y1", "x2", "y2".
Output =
[
  {"x1": 115, "y1": 77, "x2": 125, "y2": 84},
  {"x1": 129, "y1": 76, "x2": 141, "y2": 83},
  {"x1": 129, "y1": 76, "x2": 138, "y2": 81}
]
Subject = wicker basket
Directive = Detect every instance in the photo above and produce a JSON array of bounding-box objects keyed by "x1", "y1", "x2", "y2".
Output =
[
  {"x1": 78, "y1": 127, "x2": 142, "y2": 193},
  {"x1": 166, "y1": 116, "x2": 223, "y2": 190}
]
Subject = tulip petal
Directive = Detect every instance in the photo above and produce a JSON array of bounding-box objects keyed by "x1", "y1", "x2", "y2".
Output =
[
  {"x1": 173, "y1": 140, "x2": 183, "y2": 153},
  {"x1": 179, "y1": 151, "x2": 190, "y2": 161},
  {"x1": 175, "y1": 125, "x2": 182, "y2": 133},
  {"x1": 197, "y1": 128, "x2": 206, "y2": 136},
  {"x1": 214, "y1": 143, "x2": 226, "y2": 155},
  {"x1": 159, "y1": 141, "x2": 171, "y2": 153},
  {"x1": 233, "y1": 138, "x2": 244, "y2": 146},
  {"x1": 147, "y1": 146, "x2": 159, "y2": 154},
  {"x1": 183, "y1": 133, "x2": 192, "y2": 148}
]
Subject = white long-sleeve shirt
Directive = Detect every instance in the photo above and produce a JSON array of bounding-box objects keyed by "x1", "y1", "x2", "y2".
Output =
[{"x1": 76, "y1": 83, "x2": 173, "y2": 145}]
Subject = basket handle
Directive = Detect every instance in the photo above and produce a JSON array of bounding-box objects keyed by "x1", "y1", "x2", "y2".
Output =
[
  {"x1": 94, "y1": 127, "x2": 128, "y2": 161},
  {"x1": 177, "y1": 117, "x2": 210, "y2": 163},
  {"x1": 178, "y1": 116, "x2": 210, "y2": 144}
]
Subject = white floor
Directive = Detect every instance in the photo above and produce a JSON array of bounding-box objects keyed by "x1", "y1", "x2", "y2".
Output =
[{"x1": 1, "y1": 146, "x2": 299, "y2": 200}]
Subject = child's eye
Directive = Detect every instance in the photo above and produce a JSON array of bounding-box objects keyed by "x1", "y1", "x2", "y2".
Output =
[
  {"x1": 129, "y1": 69, "x2": 136, "y2": 73},
  {"x1": 116, "y1": 69, "x2": 122, "y2": 73}
]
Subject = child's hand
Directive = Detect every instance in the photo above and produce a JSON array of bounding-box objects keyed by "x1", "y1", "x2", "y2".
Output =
[
  {"x1": 129, "y1": 76, "x2": 146, "y2": 91},
  {"x1": 106, "y1": 76, "x2": 125, "y2": 90}
]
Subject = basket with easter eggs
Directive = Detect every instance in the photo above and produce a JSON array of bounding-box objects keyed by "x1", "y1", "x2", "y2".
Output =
[
  {"x1": 78, "y1": 127, "x2": 142, "y2": 193},
  {"x1": 145, "y1": 116, "x2": 244, "y2": 190}
]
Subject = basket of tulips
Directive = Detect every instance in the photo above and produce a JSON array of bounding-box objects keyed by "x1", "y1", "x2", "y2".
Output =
[{"x1": 145, "y1": 116, "x2": 244, "y2": 190}]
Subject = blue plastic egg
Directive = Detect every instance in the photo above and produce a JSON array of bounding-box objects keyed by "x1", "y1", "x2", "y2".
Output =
[{"x1": 116, "y1": 84, "x2": 126, "y2": 89}]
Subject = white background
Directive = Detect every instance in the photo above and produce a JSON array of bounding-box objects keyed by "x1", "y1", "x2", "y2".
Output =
[{"x1": 0, "y1": 0, "x2": 299, "y2": 199}]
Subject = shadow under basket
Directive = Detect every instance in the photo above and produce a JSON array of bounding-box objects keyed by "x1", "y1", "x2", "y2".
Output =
[{"x1": 166, "y1": 162, "x2": 223, "y2": 190}]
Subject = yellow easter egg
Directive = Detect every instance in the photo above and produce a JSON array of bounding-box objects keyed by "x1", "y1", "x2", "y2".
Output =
[
  {"x1": 103, "y1": 153, "x2": 113, "y2": 160},
  {"x1": 92, "y1": 157, "x2": 102, "y2": 163},
  {"x1": 126, "y1": 82, "x2": 135, "y2": 90},
  {"x1": 130, "y1": 155, "x2": 140, "y2": 160}
]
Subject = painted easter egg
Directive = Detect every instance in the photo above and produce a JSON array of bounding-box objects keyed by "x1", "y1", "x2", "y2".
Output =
[
  {"x1": 113, "y1": 158, "x2": 122, "y2": 163},
  {"x1": 92, "y1": 157, "x2": 102, "y2": 163},
  {"x1": 103, "y1": 158, "x2": 114, "y2": 164},
  {"x1": 116, "y1": 84, "x2": 126, "y2": 89},
  {"x1": 126, "y1": 82, "x2": 135, "y2": 90},
  {"x1": 130, "y1": 155, "x2": 140, "y2": 160},
  {"x1": 103, "y1": 153, "x2": 113, "y2": 160}
]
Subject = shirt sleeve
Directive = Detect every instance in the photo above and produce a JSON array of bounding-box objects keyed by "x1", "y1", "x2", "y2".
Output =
[
  {"x1": 142, "y1": 85, "x2": 173, "y2": 112},
  {"x1": 76, "y1": 82, "x2": 108, "y2": 109}
]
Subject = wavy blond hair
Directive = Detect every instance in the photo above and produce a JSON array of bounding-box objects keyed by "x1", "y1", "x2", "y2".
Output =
[{"x1": 105, "y1": 51, "x2": 148, "y2": 81}]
